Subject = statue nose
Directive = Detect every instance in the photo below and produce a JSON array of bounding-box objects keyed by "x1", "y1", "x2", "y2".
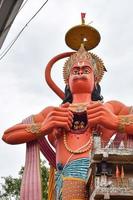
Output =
[{"x1": 79, "y1": 70, "x2": 83, "y2": 75}]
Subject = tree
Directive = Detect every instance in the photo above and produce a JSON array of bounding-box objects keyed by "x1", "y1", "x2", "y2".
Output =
[
  {"x1": 0, "y1": 161, "x2": 49, "y2": 200},
  {"x1": 41, "y1": 160, "x2": 49, "y2": 200}
]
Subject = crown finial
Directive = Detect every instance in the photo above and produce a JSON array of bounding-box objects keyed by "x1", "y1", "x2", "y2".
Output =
[{"x1": 65, "y1": 13, "x2": 101, "y2": 51}]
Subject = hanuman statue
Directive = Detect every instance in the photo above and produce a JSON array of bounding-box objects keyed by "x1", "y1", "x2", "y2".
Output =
[{"x1": 2, "y1": 14, "x2": 133, "y2": 200}]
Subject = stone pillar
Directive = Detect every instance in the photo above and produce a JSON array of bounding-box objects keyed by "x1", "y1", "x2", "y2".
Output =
[{"x1": 93, "y1": 131, "x2": 101, "y2": 149}]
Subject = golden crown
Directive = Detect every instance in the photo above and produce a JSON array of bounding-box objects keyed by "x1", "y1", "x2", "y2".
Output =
[{"x1": 63, "y1": 45, "x2": 106, "y2": 84}]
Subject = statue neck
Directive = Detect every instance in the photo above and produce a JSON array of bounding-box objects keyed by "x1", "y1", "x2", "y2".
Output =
[{"x1": 72, "y1": 93, "x2": 92, "y2": 104}]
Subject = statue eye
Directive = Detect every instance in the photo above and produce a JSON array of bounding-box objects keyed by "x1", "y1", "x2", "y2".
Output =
[
  {"x1": 73, "y1": 70, "x2": 79, "y2": 75},
  {"x1": 83, "y1": 67, "x2": 91, "y2": 74},
  {"x1": 83, "y1": 69, "x2": 89, "y2": 74}
]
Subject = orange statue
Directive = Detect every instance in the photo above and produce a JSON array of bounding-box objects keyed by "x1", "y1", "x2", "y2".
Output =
[{"x1": 2, "y1": 14, "x2": 133, "y2": 200}]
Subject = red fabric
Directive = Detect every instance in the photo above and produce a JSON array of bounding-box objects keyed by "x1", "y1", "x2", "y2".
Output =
[
  {"x1": 20, "y1": 142, "x2": 42, "y2": 200},
  {"x1": 20, "y1": 116, "x2": 42, "y2": 200},
  {"x1": 81, "y1": 13, "x2": 86, "y2": 19},
  {"x1": 39, "y1": 137, "x2": 56, "y2": 168},
  {"x1": 116, "y1": 165, "x2": 120, "y2": 179},
  {"x1": 20, "y1": 116, "x2": 56, "y2": 200}
]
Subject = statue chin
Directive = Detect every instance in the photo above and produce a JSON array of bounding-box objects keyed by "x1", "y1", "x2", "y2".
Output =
[{"x1": 71, "y1": 111, "x2": 88, "y2": 134}]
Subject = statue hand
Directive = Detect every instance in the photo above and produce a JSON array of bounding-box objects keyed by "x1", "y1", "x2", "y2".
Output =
[
  {"x1": 41, "y1": 106, "x2": 73, "y2": 135},
  {"x1": 87, "y1": 102, "x2": 118, "y2": 130}
]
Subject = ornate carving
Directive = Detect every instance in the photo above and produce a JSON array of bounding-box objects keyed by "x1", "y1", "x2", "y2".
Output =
[
  {"x1": 63, "y1": 45, "x2": 106, "y2": 84},
  {"x1": 26, "y1": 123, "x2": 41, "y2": 136},
  {"x1": 117, "y1": 115, "x2": 133, "y2": 133}
]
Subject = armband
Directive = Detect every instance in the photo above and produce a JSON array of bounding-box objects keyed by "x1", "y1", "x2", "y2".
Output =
[
  {"x1": 26, "y1": 123, "x2": 41, "y2": 136},
  {"x1": 117, "y1": 115, "x2": 133, "y2": 133}
]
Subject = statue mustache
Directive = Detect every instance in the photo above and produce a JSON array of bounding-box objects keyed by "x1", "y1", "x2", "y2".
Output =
[{"x1": 72, "y1": 74, "x2": 88, "y2": 80}]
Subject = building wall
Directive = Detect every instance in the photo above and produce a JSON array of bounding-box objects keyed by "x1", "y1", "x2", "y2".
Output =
[{"x1": 0, "y1": 0, "x2": 24, "y2": 48}]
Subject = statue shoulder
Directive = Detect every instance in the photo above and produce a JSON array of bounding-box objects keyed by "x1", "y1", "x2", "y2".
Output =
[{"x1": 105, "y1": 100, "x2": 132, "y2": 115}]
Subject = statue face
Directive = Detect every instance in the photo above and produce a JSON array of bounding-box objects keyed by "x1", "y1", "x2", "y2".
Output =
[{"x1": 68, "y1": 61, "x2": 94, "y2": 94}]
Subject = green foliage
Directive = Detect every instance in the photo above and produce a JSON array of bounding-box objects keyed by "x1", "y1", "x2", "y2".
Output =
[
  {"x1": 41, "y1": 161, "x2": 49, "y2": 200},
  {"x1": 0, "y1": 175, "x2": 21, "y2": 200},
  {"x1": 0, "y1": 161, "x2": 49, "y2": 200}
]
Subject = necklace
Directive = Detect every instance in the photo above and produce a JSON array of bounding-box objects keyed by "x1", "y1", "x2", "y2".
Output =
[
  {"x1": 69, "y1": 101, "x2": 103, "y2": 113},
  {"x1": 63, "y1": 132, "x2": 93, "y2": 154},
  {"x1": 69, "y1": 102, "x2": 88, "y2": 113}
]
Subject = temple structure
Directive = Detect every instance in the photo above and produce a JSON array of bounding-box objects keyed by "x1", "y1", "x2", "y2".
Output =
[{"x1": 88, "y1": 133, "x2": 133, "y2": 200}]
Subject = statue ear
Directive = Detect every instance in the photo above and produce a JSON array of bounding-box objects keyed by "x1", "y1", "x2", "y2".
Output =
[
  {"x1": 62, "y1": 84, "x2": 73, "y2": 104},
  {"x1": 65, "y1": 84, "x2": 70, "y2": 92},
  {"x1": 94, "y1": 75, "x2": 98, "y2": 83},
  {"x1": 94, "y1": 82, "x2": 99, "y2": 91}
]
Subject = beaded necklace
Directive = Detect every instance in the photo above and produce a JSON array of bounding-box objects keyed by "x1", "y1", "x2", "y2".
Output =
[{"x1": 63, "y1": 132, "x2": 93, "y2": 154}]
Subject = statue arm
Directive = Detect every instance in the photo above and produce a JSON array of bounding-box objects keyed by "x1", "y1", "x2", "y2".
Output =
[
  {"x1": 2, "y1": 107, "x2": 51, "y2": 144},
  {"x1": 87, "y1": 100, "x2": 133, "y2": 137},
  {"x1": 2, "y1": 123, "x2": 39, "y2": 144},
  {"x1": 2, "y1": 106, "x2": 73, "y2": 145},
  {"x1": 107, "y1": 100, "x2": 133, "y2": 134}
]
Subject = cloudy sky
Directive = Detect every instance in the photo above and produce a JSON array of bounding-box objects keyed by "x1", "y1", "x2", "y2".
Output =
[{"x1": 1, "y1": 0, "x2": 133, "y2": 180}]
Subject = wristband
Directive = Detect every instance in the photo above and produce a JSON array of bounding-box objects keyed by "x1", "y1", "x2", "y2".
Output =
[
  {"x1": 26, "y1": 123, "x2": 41, "y2": 136},
  {"x1": 117, "y1": 115, "x2": 133, "y2": 133}
]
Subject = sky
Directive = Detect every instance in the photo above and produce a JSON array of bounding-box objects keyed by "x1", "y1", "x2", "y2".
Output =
[{"x1": 1, "y1": 0, "x2": 133, "y2": 181}]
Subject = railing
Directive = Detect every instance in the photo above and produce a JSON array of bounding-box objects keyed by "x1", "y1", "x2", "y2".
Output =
[
  {"x1": 95, "y1": 187, "x2": 133, "y2": 196},
  {"x1": 100, "y1": 140, "x2": 133, "y2": 150},
  {"x1": 95, "y1": 177, "x2": 133, "y2": 189},
  {"x1": 89, "y1": 177, "x2": 133, "y2": 199}
]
